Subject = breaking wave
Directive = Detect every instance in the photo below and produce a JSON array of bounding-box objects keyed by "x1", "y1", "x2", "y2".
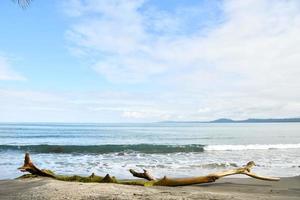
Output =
[
  {"x1": 204, "y1": 143, "x2": 300, "y2": 151},
  {"x1": 0, "y1": 144, "x2": 205, "y2": 154},
  {"x1": 1, "y1": 143, "x2": 299, "y2": 154}
]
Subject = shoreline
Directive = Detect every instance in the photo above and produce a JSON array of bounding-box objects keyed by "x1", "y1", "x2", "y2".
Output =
[{"x1": 0, "y1": 176, "x2": 299, "y2": 200}]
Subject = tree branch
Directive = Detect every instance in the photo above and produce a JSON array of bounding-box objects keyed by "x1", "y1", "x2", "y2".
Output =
[{"x1": 129, "y1": 169, "x2": 156, "y2": 181}]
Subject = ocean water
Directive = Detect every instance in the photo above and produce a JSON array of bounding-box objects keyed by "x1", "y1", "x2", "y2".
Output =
[{"x1": 0, "y1": 122, "x2": 299, "y2": 180}]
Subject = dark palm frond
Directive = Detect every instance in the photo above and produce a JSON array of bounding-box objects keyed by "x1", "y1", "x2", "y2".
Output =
[{"x1": 12, "y1": 0, "x2": 32, "y2": 9}]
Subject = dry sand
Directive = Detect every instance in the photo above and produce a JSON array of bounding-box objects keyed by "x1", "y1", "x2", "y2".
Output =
[{"x1": 0, "y1": 176, "x2": 299, "y2": 200}]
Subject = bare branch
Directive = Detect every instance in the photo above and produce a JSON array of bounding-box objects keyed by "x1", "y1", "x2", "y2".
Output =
[
  {"x1": 129, "y1": 169, "x2": 156, "y2": 181},
  {"x1": 208, "y1": 161, "x2": 279, "y2": 181}
]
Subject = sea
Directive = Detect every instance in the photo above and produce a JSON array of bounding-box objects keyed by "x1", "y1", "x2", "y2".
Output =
[{"x1": 0, "y1": 122, "x2": 299, "y2": 180}]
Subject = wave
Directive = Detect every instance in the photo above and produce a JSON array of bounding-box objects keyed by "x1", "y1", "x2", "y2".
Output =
[
  {"x1": 0, "y1": 144, "x2": 205, "y2": 154},
  {"x1": 1, "y1": 143, "x2": 299, "y2": 154},
  {"x1": 189, "y1": 162, "x2": 239, "y2": 168},
  {"x1": 204, "y1": 143, "x2": 300, "y2": 151}
]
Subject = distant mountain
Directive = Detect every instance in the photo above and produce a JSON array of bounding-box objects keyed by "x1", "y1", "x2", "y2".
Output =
[
  {"x1": 228, "y1": 118, "x2": 300, "y2": 123},
  {"x1": 159, "y1": 117, "x2": 300, "y2": 123},
  {"x1": 209, "y1": 118, "x2": 235, "y2": 123}
]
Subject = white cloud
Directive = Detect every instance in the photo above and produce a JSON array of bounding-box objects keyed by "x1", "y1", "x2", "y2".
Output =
[
  {"x1": 16, "y1": 0, "x2": 298, "y2": 122},
  {"x1": 64, "y1": 0, "x2": 300, "y2": 86},
  {"x1": 0, "y1": 56, "x2": 26, "y2": 81},
  {"x1": 64, "y1": 0, "x2": 180, "y2": 83}
]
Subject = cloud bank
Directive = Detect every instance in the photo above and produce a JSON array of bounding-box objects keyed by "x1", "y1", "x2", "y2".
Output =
[
  {"x1": 61, "y1": 0, "x2": 300, "y2": 121},
  {"x1": 2, "y1": 0, "x2": 300, "y2": 122}
]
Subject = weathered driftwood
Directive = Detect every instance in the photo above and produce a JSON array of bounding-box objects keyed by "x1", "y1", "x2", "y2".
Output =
[
  {"x1": 130, "y1": 161, "x2": 279, "y2": 186},
  {"x1": 18, "y1": 153, "x2": 55, "y2": 178},
  {"x1": 18, "y1": 153, "x2": 279, "y2": 187},
  {"x1": 129, "y1": 169, "x2": 156, "y2": 181}
]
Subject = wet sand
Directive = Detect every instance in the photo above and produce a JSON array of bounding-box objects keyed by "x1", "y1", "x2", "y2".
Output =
[{"x1": 0, "y1": 176, "x2": 299, "y2": 200}]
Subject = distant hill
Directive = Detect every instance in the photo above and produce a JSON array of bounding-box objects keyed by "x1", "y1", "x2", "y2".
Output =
[
  {"x1": 159, "y1": 117, "x2": 300, "y2": 123},
  {"x1": 209, "y1": 118, "x2": 235, "y2": 123},
  {"x1": 210, "y1": 118, "x2": 300, "y2": 123}
]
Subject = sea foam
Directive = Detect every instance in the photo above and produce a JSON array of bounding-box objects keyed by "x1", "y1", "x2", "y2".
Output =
[{"x1": 204, "y1": 143, "x2": 300, "y2": 151}]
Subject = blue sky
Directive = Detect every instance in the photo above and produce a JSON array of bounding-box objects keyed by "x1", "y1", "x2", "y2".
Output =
[
  {"x1": 0, "y1": 0, "x2": 300, "y2": 122},
  {"x1": 0, "y1": 0, "x2": 107, "y2": 91}
]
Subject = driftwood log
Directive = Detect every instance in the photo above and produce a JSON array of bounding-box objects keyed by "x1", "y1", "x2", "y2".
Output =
[
  {"x1": 18, "y1": 153, "x2": 55, "y2": 178},
  {"x1": 18, "y1": 153, "x2": 279, "y2": 187}
]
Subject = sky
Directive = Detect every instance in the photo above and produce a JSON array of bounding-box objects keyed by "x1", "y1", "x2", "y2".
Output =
[{"x1": 0, "y1": 0, "x2": 300, "y2": 122}]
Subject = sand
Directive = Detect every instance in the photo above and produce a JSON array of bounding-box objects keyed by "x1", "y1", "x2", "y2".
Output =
[{"x1": 0, "y1": 176, "x2": 299, "y2": 200}]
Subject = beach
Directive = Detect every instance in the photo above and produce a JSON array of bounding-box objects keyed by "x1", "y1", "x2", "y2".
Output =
[
  {"x1": 2, "y1": 0, "x2": 300, "y2": 199},
  {"x1": 1, "y1": 123, "x2": 300, "y2": 199},
  {"x1": 0, "y1": 176, "x2": 299, "y2": 200}
]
